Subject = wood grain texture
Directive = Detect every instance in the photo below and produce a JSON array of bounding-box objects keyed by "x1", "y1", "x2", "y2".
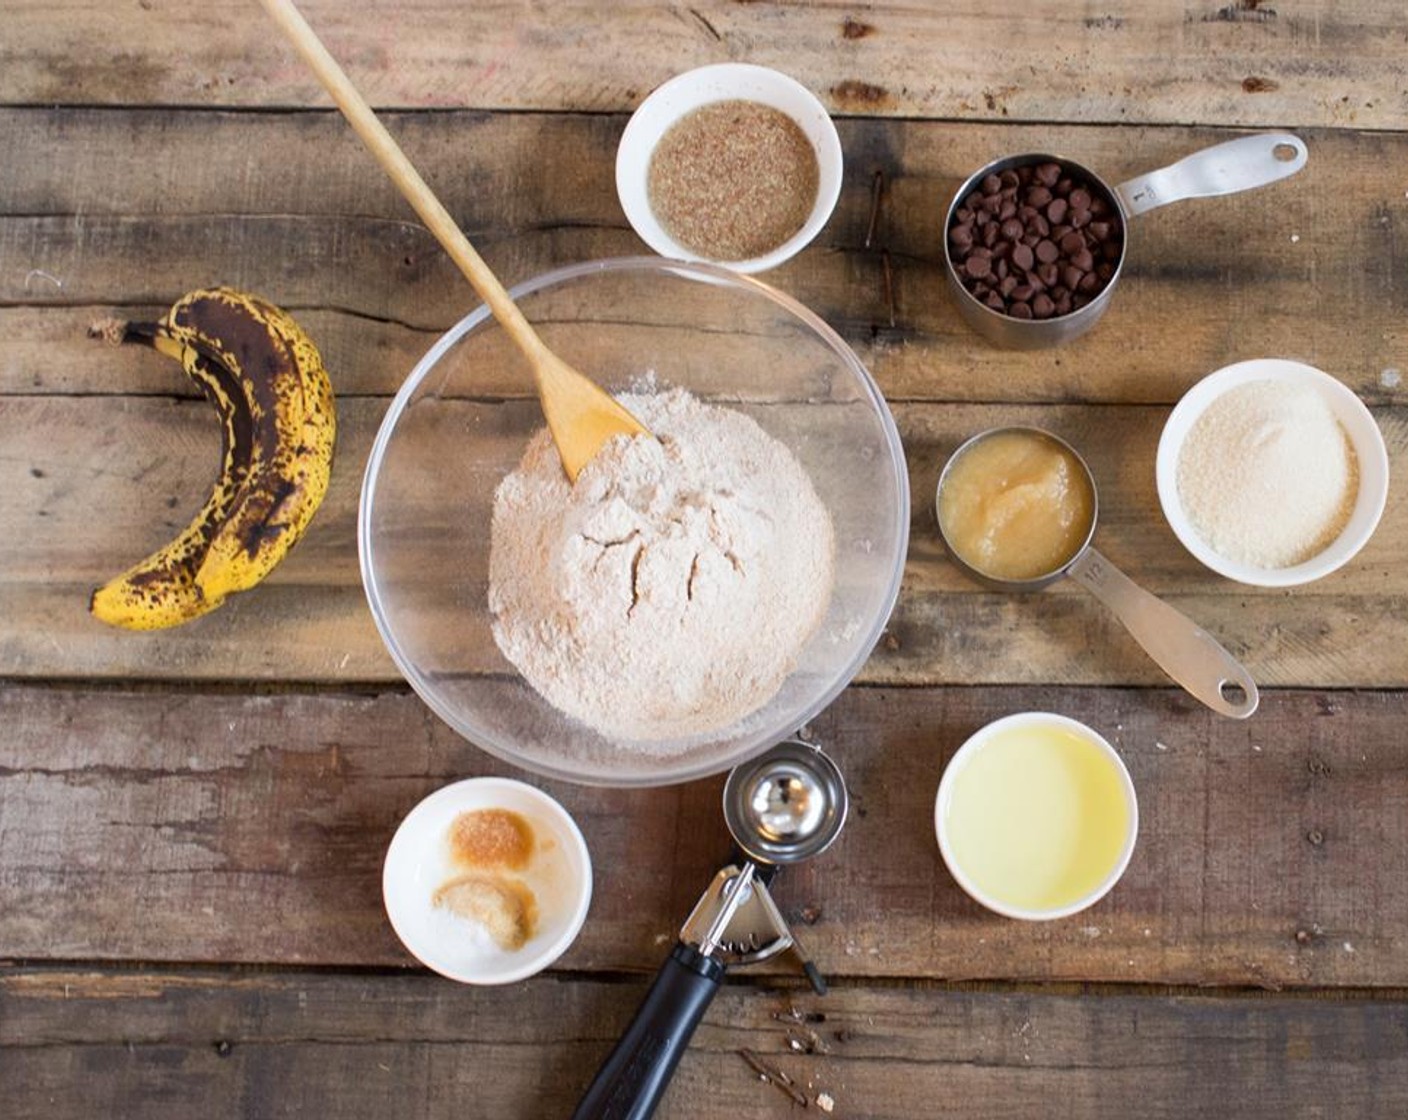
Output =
[
  {"x1": 2, "y1": 684, "x2": 1406, "y2": 988},
  {"x1": 3, "y1": 110, "x2": 1405, "y2": 406},
  {"x1": 2, "y1": 2, "x2": 1406, "y2": 130},
  {"x1": 3, "y1": 396, "x2": 1404, "y2": 686},
  {"x1": 3, "y1": 967, "x2": 1407, "y2": 1119}
]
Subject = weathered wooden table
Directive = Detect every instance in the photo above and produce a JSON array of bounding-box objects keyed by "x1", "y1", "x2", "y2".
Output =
[{"x1": 3, "y1": 4, "x2": 1406, "y2": 1116}]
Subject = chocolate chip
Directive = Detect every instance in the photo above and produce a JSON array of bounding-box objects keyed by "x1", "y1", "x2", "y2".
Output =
[{"x1": 948, "y1": 156, "x2": 1124, "y2": 321}]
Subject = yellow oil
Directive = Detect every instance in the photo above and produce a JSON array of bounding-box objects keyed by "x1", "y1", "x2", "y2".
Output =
[{"x1": 941, "y1": 721, "x2": 1131, "y2": 913}]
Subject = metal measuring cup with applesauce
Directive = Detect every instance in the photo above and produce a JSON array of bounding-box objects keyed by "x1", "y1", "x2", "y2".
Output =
[
  {"x1": 943, "y1": 133, "x2": 1308, "y2": 348},
  {"x1": 936, "y1": 427, "x2": 1258, "y2": 719}
]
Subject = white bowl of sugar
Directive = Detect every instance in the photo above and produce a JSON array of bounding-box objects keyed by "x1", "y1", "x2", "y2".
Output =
[
  {"x1": 615, "y1": 63, "x2": 843, "y2": 273},
  {"x1": 1156, "y1": 358, "x2": 1389, "y2": 588}
]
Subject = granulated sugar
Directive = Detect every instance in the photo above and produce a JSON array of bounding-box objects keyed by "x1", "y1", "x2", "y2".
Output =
[
  {"x1": 488, "y1": 389, "x2": 834, "y2": 742},
  {"x1": 1176, "y1": 379, "x2": 1358, "y2": 568}
]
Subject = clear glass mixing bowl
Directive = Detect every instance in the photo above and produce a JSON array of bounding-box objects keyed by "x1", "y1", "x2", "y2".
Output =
[{"x1": 359, "y1": 258, "x2": 909, "y2": 786}]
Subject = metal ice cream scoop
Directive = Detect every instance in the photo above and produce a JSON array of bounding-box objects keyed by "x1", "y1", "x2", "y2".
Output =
[{"x1": 572, "y1": 740, "x2": 848, "y2": 1120}]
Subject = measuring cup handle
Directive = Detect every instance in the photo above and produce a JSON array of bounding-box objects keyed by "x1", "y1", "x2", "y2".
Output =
[
  {"x1": 1115, "y1": 133, "x2": 1307, "y2": 217},
  {"x1": 1068, "y1": 548, "x2": 1258, "y2": 719}
]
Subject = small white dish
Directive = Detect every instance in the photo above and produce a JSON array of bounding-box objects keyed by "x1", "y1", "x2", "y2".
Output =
[
  {"x1": 1156, "y1": 358, "x2": 1389, "y2": 588},
  {"x1": 383, "y1": 777, "x2": 592, "y2": 984},
  {"x1": 935, "y1": 712, "x2": 1138, "y2": 922},
  {"x1": 615, "y1": 63, "x2": 843, "y2": 273}
]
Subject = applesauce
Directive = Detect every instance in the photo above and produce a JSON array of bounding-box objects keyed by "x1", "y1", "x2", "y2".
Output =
[{"x1": 937, "y1": 429, "x2": 1095, "y2": 581}]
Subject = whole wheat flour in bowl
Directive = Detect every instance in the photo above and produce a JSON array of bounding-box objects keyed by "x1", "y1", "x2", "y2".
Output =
[
  {"x1": 359, "y1": 257, "x2": 910, "y2": 787},
  {"x1": 488, "y1": 387, "x2": 835, "y2": 741}
]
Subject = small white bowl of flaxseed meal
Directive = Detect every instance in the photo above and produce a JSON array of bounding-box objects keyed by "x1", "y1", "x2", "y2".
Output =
[{"x1": 616, "y1": 63, "x2": 843, "y2": 273}]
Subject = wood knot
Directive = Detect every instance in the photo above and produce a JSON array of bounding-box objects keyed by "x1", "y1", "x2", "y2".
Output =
[
  {"x1": 841, "y1": 17, "x2": 875, "y2": 39},
  {"x1": 831, "y1": 80, "x2": 894, "y2": 111}
]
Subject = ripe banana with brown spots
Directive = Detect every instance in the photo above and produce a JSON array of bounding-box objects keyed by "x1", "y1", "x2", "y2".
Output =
[{"x1": 90, "y1": 288, "x2": 336, "y2": 629}]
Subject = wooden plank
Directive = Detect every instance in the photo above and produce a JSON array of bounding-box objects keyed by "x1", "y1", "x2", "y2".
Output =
[
  {"x1": 2, "y1": 968, "x2": 1407, "y2": 1120},
  {"x1": 3, "y1": 110, "x2": 1405, "y2": 406},
  {"x1": 2, "y1": 2, "x2": 1406, "y2": 130},
  {"x1": 3, "y1": 397, "x2": 1405, "y2": 686},
  {"x1": 2, "y1": 684, "x2": 1406, "y2": 988}
]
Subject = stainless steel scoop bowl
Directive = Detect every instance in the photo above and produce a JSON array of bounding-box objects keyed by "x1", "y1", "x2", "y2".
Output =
[
  {"x1": 724, "y1": 739, "x2": 847, "y2": 865},
  {"x1": 936, "y1": 426, "x2": 1259, "y2": 719},
  {"x1": 943, "y1": 133, "x2": 1308, "y2": 349}
]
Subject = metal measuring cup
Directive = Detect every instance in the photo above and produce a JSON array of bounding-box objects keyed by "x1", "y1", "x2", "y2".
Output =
[
  {"x1": 943, "y1": 133, "x2": 1308, "y2": 348},
  {"x1": 935, "y1": 427, "x2": 1258, "y2": 719},
  {"x1": 574, "y1": 741, "x2": 848, "y2": 1120}
]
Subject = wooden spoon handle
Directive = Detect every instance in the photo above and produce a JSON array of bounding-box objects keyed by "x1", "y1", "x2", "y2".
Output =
[{"x1": 257, "y1": 0, "x2": 545, "y2": 361}]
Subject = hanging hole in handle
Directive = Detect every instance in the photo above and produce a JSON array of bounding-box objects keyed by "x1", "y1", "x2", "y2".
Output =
[
  {"x1": 1219, "y1": 680, "x2": 1249, "y2": 706},
  {"x1": 1273, "y1": 144, "x2": 1299, "y2": 163}
]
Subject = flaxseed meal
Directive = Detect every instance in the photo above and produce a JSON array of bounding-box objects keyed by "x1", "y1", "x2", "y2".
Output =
[{"x1": 647, "y1": 100, "x2": 819, "y2": 261}]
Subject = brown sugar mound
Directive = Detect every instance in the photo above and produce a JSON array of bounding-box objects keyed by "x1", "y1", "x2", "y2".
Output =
[{"x1": 449, "y1": 808, "x2": 535, "y2": 871}]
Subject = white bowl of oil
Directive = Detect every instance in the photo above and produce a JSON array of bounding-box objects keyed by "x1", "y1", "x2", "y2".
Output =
[{"x1": 935, "y1": 712, "x2": 1138, "y2": 921}]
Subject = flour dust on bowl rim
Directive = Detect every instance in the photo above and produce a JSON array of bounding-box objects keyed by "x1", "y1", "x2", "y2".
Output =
[{"x1": 358, "y1": 257, "x2": 909, "y2": 787}]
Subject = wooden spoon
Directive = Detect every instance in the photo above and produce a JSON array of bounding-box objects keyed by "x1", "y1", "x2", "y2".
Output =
[{"x1": 258, "y1": 0, "x2": 650, "y2": 481}]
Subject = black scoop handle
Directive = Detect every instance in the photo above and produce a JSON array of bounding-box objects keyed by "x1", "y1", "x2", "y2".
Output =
[{"x1": 571, "y1": 942, "x2": 725, "y2": 1120}]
